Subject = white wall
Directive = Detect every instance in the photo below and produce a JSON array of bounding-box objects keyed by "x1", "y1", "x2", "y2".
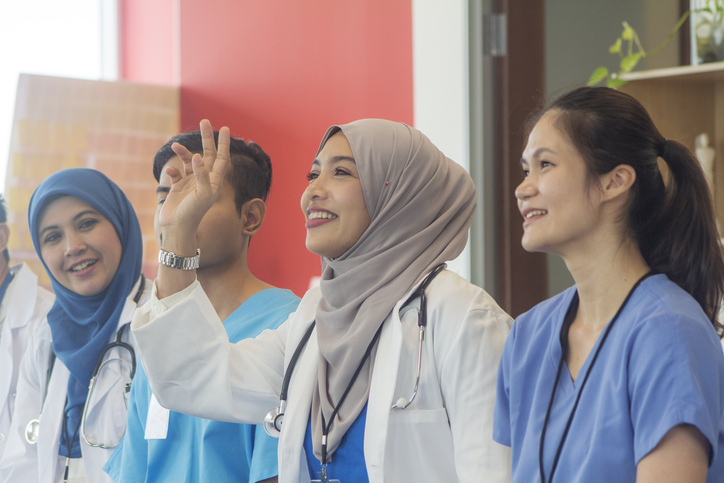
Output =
[
  {"x1": 1, "y1": 0, "x2": 106, "y2": 190},
  {"x1": 412, "y1": 0, "x2": 472, "y2": 280}
]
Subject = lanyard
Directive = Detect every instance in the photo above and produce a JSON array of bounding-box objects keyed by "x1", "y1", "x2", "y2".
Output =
[
  {"x1": 539, "y1": 271, "x2": 653, "y2": 483},
  {"x1": 318, "y1": 323, "x2": 384, "y2": 481},
  {"x1": 62, "y1": 396, "x2": 82, "y2": 483}
]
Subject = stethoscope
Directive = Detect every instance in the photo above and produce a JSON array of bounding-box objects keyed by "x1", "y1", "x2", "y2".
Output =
[
  {"x1": 24, "y1": 276, "x2": 144, "y2": 447},
  {"x1": 263, "y1": 263, "x2": 447, "y2": 438}
]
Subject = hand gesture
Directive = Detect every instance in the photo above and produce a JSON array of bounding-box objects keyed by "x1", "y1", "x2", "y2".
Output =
[{"x1": 157, "y1": 120, "x2": 230, "y2": 238}]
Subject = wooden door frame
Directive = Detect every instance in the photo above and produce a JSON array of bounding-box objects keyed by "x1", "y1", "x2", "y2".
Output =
[{"x1": 494, "y1": 0, "x2": 548, "y2": 317}]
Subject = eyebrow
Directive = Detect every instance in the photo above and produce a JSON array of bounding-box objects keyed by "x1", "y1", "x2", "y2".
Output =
[
  {"x1": 311, "y1": 155, "x2": 356, "y2": 166},
  {"x1": 156, "y1": 186, "x2": 170, "y2": 195},
  {"x1": 38, "y1": 209, "x2": 100, "y2": 237},
  {"x1": 520, "y1": 146, "x2": 557, "y2": 165}
]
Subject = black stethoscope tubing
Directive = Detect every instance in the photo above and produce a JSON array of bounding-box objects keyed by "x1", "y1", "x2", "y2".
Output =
[
  {"x1": 539, "y1": 271, "x2": 653, "y2": 483},
  {"x1": 25, "y1": 276, "x2": 145, "y2": 447},
  {"x1": 263, "y1": 263, "x2": 447, "y2": 439}
]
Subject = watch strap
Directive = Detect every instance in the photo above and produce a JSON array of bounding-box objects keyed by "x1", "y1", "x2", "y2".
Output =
[{"x1": 158, "y1": 248, "x2": 201, "y2": 270}]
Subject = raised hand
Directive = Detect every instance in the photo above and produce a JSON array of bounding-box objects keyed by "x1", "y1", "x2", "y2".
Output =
[
  {"x1": 157, "y1": 120, "x2": 230, "y2": 235},
  {"x1": 155, "y1": 119, "x2": 230, "y2": 297}
]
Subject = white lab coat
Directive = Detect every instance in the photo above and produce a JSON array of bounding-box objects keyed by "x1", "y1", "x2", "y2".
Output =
[
  {"x1": 0, "y1": 277, "x2": 150, "y2": 483},
  {"x1": 0, "y1": 263, "x2": 54, "y2": 459},
  {"x1": 133, "y1": 270, "x2": 513, "y2": 483}
]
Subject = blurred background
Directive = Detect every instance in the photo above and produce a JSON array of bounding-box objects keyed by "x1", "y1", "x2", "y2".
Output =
[{"x1": 1, "y1": 0, "x2": 687, "y2": 316}]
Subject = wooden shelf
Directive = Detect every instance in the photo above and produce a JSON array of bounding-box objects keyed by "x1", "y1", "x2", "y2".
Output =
[
  {"x1": 620, "y1": 61, "x2": 724, "y2": 82},
  {"x1": 619, "y1": 63, "x2": 724, "y2": 230}
]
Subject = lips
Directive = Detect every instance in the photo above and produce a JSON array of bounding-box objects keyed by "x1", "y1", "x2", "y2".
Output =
[
  {"x1": 68, "y1": 259, "x2": 97, "y2": 274},
  {"x1": 306, "y1": 208, "x2": 337, "y2": 228},
  {"x1": 521, "y1": 208, "x2": 547, "y2": 226}
]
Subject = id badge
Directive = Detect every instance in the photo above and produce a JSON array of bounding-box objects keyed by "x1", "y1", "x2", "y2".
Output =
[
  {"x1": 312, "y1": 470, "x2": 340, "y2": 483},
  {"x1": 145, "y1": 393, "x2": 170, "y2": 439}
]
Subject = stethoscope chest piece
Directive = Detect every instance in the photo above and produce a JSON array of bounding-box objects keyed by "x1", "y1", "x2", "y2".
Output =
[
  {"x1": 25, "y1": 419, "x2": 40, "y2": 445},
  {"x1": 263, "y1": 402, "x2": 285, "y2": 438}
]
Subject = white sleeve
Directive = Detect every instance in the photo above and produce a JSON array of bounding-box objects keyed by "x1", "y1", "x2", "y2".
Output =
[{"x1": 132, "y1": 282, "x2": 290, "y2": 425}]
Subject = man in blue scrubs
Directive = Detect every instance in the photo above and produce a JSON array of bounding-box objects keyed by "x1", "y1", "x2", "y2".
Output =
[{"x1": 104, "y1": 132, "x2": 299, "y2": 483}]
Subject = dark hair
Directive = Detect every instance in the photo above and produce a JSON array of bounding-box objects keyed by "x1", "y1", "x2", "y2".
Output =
[
  {"x1": 529, "y1": 86, "x2": 724, "y2": 333},
  {"x1": 0, "y1": 194, "x2": 7, "y2": 263},
  {"x1": 153, "y1": 130, "x2": 272, "y2": 213}
]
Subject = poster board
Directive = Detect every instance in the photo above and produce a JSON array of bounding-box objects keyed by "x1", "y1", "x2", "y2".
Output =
[{"x1": 5, "y1": 74, "x2": 179, "y2": 287}]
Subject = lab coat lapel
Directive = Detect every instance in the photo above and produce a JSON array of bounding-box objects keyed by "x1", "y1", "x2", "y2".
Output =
[
  {"x1": 38, "y1": 361, "x2": 69, "y2": 483},
  {"x1": 0, "y1": 265, "x2": 36, "y2": 425},
  {"x1": 6, "y1": 264, "x2": 37, "y2": 329},
  {"x1": 365, "y1": 310, "x2": 402, "y2": 481},
  {"x1": 280, "y1": 320, "x2": 318, "y2": 483}
]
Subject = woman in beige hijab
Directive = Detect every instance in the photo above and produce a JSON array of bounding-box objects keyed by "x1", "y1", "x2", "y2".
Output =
[{"x1": 131, "y1": 119, "x2": 512, "y2": 483}]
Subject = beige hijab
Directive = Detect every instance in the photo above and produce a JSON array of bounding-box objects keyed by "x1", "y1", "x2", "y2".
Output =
[{"x1": 311, "y1": 119, "x2": 476, "y2": 461}]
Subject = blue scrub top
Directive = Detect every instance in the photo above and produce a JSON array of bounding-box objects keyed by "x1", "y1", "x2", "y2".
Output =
[
  {"x1": 303, "y1": 403, "x2": 369, "y2": 482},
  {"x1": 494, "y1": 274, "x2": 724, "y2": 483},
  {"x1": 104, "y1": 288, "x2": 300, "y2": 483}
]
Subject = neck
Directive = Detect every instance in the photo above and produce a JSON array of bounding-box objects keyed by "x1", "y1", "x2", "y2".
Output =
[
  {"x1": 562, "y1": 234, "x2": 649, "y2": 330},
  {"x1": 196, "y1": 251, "x2": 274, "y2": 321}
]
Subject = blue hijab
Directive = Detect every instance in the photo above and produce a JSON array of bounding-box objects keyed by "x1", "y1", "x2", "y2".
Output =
[{"x1": 28, "y1": 168, "x2": 142, "y2": 457}]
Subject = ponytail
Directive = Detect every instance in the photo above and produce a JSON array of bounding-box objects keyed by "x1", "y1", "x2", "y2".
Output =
[
  {"x1": 644, "y1": 139, "x2": 724, "y2": 331},
  {"x1": 542, "y1": 87, "x2": 724, "y2": 333}
]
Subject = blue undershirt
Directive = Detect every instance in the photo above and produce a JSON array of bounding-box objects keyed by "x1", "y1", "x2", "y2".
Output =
[{"x1": 303, "y1": 403, "x2": 369, "y2": 482}]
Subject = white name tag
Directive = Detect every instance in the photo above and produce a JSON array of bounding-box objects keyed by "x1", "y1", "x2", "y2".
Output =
[{"x1": 144, "y1": 393, "x2": 170, "y2": 440}]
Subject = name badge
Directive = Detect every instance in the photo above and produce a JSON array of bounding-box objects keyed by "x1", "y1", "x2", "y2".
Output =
[{"x1": 145, "y1": 393, "x2": 170, "y2": 439}]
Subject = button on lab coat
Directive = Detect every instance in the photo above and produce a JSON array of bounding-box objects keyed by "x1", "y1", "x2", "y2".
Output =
[{"x1": 133, "y1": 270, "x2": 513, "y2": 483}]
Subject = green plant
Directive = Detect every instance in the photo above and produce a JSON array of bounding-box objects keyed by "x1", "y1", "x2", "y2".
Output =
[{"x1": 588, "y1": 1, "x2": 724, "y2": 88}]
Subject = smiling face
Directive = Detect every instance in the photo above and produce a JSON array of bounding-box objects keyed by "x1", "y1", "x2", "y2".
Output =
[
  {"x1": 301, "y1": 131, "x2": 371, "y2": 259},
  {"x1": 156, "y1": 155, "x2": 246, "y2": 270},
  {"x1": 516, "y1": 111, "x2": 606, "y2": 256},
  {"x1": 37, "y1": 196, "x2": 122, "y2": 296}
]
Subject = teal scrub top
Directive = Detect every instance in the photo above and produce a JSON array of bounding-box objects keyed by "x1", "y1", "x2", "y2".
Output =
[{"x1": 104, "y1": 288, "x2": 300, "y2": 483}]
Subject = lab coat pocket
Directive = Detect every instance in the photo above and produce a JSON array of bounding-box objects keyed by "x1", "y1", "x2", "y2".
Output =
[{"x1": 386, "y1": 407, "x2": 457, "y2": 481}]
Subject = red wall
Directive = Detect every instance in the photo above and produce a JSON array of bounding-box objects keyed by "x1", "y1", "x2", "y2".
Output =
[
  {"x1": 120, "y1": 0, "x2": 175, "y2": 84},
  {"x1": 122, "y1": 0, "x2": 413, "y2": 295}
]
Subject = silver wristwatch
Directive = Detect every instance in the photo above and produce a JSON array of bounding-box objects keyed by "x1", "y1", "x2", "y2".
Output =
[{"x1": 158, "y1": 248, "x2": 201, "y2": 270}]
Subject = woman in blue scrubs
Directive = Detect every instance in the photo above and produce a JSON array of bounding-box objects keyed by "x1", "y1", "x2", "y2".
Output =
[{"x1": 493, "y1": 86, "x2": 724, "y2": 483}]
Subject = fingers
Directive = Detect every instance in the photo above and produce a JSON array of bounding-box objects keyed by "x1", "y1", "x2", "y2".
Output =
[
  {"x1": 213, "y1": 127, "x2": 231, "y2": 181},
  {"x1": 200, "y1": 120, "x2": 217, "y2": 168},
  {"x1": 171, "y1": 142, "x2": 195, "y2": 177},
  {"x1": 191, "y1": 150, "x2": 212, "y2": 200},
  {"x1": 164, "y1": 165, "x2": 184, "y2": 184}
]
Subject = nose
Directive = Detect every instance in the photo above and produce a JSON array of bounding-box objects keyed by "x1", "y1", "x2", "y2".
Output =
[
  {"x1": 64, "y1": 231, "x2": 87, "y2": 257},
  {"x1": 515, "y1": 174, "x2": 536, "y2": 201},
  {"x1": 303, "y1": 174, "x2": 328, "y2": 202}
]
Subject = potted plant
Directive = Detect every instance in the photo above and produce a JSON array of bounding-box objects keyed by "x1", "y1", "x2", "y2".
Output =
[{"x1": 588, "y1": 1, "x2": 724, "y2": 88}]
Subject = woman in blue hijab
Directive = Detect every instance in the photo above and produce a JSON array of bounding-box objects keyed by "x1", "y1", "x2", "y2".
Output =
[{"x1": 0, "y1": 168, "x2": 150, "y2": 483}]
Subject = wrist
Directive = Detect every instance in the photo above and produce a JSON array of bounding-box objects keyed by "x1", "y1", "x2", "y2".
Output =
[
  {"x1": 159, "y1": 226, "x2": 197, "y2": 257},
  {"x1": 158, "y1": 248, "x2": 201, "y2": 270}
]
